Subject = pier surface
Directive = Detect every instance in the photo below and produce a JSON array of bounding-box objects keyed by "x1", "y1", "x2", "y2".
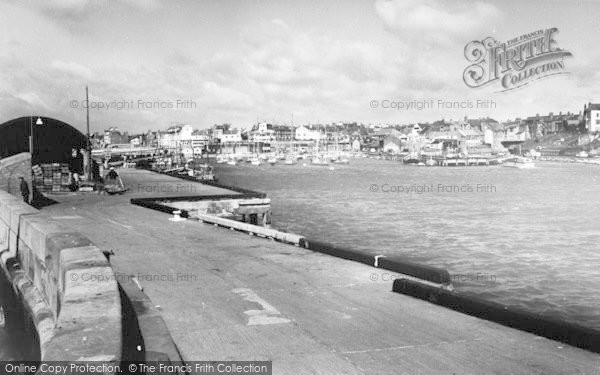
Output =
[{"x1": 41, "y1": 169, "x2": 600, "y2": 374}]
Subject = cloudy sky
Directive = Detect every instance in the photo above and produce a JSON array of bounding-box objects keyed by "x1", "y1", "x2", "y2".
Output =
[{"x1": 1, "y1": 0, "x2": 599, "y2": 134}]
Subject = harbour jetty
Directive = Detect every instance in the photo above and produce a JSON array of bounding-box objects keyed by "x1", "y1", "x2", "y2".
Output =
[{"x1": 7, "y1": 166, "x2": 595, "y2": 374}]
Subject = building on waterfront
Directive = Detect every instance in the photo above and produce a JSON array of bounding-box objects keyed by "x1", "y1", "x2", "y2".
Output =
[
  {"x1": 159, "y1": 125, "x2": 192, "y2": 149},
  {"x1": 129, "y1": 136, "x2": 141, "y2": 147},
  {"x1": 500, "y1": 120, "x2": 529, "y2": 141},
  {"x1": 219, "y1": 129, "x2": 242, "y2": 143},
  {"x1": 382, "y1": 135, "x2": 402, "y2": 153},
  {"x1": 467, "y1": 117, "x2": 499, "y2": 133},
  {"x1": 103, "y1": 127, "x2": 128, "y2": 146},
  {"x1": 294, "y1": 125, "x2": 321, "y2": 141},
  {"x1": 248, "y1": 122, "x2": 275, "y2": 143},
  {"x1": 466, "y1": 118, "x2": 500, "y2": 147},
  {"x1": 583, "y1": 103, "x2": 600, "y2": 133},
  {"x1": 272, "y1": 125, "x2": 295, "y2": 142},
  {"x1": 456, "y1": 127, "x2": 484, "y2": 149},
  {"x1": 156, "y1": 124, "x2": 210, "y2": 158},
  {"x1": 372, "y1": 128, "x2": 401, "y2": 144}
]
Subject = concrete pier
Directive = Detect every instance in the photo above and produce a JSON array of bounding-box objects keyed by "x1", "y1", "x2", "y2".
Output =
[{"x1": 39, "y1": 169, "x2": 600, "y2": 374}]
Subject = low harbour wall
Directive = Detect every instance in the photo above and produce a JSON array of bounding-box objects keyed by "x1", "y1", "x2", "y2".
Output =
[
  {"x1": 0, "y1": 189, "x2": 122, "y2": 364},
  {"x1": 0, "y1": 153, "x2": 123, "y2": 367},
  {"x1": 392, "y1": 278, "x2": 600, "y2": 354}
]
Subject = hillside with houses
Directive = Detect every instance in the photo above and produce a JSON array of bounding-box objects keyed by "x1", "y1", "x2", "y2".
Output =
[{"x1": 89, "y1": 102, "x2": 600, "y2": 159}]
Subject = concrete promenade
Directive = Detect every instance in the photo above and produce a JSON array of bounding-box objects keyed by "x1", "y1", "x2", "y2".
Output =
[{"x1": 41, "y1": 169, "x2": 600, "y2": 374}]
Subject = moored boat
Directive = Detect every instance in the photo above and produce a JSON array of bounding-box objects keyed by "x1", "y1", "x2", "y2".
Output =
[
  {"x1": 311, "y1": 155, "x2": 329, "y2": 166},
  {"x1": 502, "y1": 156, "x2": 535, "y2": 169},
  {"x1": 403, "y1": 153, "x2": 421, "y2": 164}
]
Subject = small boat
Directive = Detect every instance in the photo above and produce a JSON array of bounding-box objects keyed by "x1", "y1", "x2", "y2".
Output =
[
  {"x1": 334, "y1": 158, "x2": 350, "y2": 165},
  {"x1": 577, "y1": 151, "x2": 589, "y2": 158},
  {"x1": 284, "y1": 156, "x2": 296, "y2": 165},
  {"x1": 226, "y1": 159, "x2": 237, "y2": 166},
  {"x1": 502, "y1": 156, "x2": 535, "y2": 169},
  {"x1": 425, "y1": 158, "x2": 437, "y2": 166},
  {"x1": 311, "y1": 156, "x2": 329, "y2": 166},
  {"x1": 190, "y1": 163, "x2": 216, "y2": 181},
  {"x1": 403, "y1": 153, "x2": 421, "y2": 164},
  {"x1": 268, "y1": 157, "x2": 277, "y2": 165},
  {"x1": 251, "y1": 157, "x2": 262, "y2": 166}
]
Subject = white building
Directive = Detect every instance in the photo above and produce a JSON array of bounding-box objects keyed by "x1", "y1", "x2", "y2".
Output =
[
  {"x1": 249, "y1": 122, "x2": 275, "y2": 143},
  {"x1": 219, "y1": 130, "x2": 242, "y2": 143},
  {"x1": 158, "y1": 124, "x2": 208, "y2": 157},
  {"x1": 294, "y1": 126, "x2": 321, "y2": 141},
  {"x1": 584, "y1": 103, "x2": 600, "y2": 133}
]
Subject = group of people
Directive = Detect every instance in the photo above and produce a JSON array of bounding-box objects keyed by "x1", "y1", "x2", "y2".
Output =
[{"x1": 14, "y1": 148, "x2": 131, "y2": 205}]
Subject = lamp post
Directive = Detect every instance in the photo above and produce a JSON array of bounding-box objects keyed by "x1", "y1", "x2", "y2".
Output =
[
  {"x1": 29, "y1": 116, "x2": 43, "y2": 204},
  {"x1": 86, "y1": 86, "x2": 93, "y2": 181},
  {"x1": 29, "y1": 116, "x2": 44, "y2": 155}
]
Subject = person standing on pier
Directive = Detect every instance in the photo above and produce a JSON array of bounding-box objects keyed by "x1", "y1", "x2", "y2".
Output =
[{"x1": 18, "y1": 177, "x2": 30, "y2": 204}]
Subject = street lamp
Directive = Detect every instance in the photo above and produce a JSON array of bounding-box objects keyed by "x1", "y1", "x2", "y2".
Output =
[
  {"x1": 29, "y1": 116, "x2": 44, "y2": 155},
  {"x1": 28, "y1": 116, "x2": 43, "y2": 205}
]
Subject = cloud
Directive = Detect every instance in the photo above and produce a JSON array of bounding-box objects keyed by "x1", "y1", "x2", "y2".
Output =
[
  {"x1": 375, "y1": 0, "x2": 501, "y2": 47},
  {"x1": 8, "y1": 0, "x2": 162, "y2": 24},
  {"x1": 51, "y1": 60, "x2": 92, "y2": 80}
]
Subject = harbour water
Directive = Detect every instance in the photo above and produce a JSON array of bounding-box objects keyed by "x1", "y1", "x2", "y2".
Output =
[{"x1": 215, "y1": 158, "x2": 600, "y2": 330}]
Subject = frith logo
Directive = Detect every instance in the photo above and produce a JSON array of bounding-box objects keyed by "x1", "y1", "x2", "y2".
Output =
[{"x1": 463, "y1": 28, "x2": 572, "y2": 91}]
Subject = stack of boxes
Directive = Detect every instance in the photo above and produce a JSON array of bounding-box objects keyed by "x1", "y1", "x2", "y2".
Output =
[{"x1": 32, "y1": 163, "x2": 71, "y2": 192}]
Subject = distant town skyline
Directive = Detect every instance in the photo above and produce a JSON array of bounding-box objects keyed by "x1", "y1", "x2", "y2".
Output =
[{"x1": 1, "y1": 0, "x2": 599, "y2": 133}]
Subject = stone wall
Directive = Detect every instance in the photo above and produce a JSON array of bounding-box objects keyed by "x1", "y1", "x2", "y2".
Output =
[
  {"x1": 0, "y1": 187, "x2": 122, "y2": 365},
  {"x1": 0, "y1": 153, "x2": 31, "y2": 201}
]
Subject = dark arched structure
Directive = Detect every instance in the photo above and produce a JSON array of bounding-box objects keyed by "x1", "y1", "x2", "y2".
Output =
[{"x1": 0, "y1": 117, "x2": 87, "y2": 165}]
